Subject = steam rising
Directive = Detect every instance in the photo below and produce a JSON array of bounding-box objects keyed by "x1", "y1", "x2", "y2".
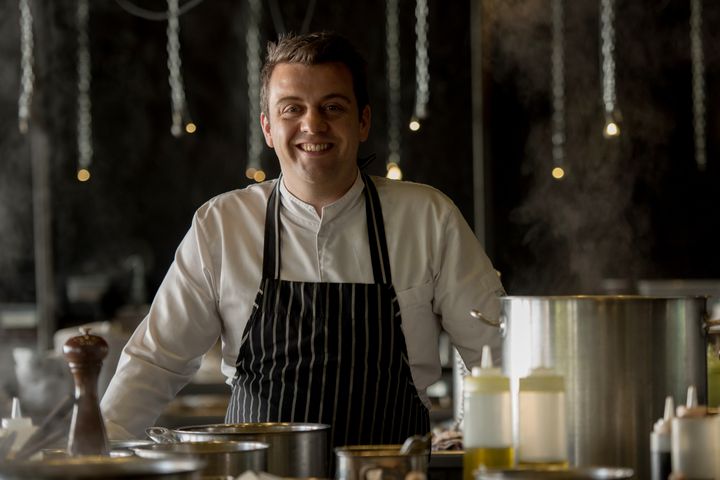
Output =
[{"x1": 485, "y1": 0, "x2": 703, "y2": 293}]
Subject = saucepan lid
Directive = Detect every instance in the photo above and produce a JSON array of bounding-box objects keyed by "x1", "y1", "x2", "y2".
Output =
[{"x1": 0, "y1": 455, "x2": 206, "y2": 478}]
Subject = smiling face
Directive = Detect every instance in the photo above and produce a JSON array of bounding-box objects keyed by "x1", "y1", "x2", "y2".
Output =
[{"x1": 261, "y1": 62, "x2": 371, "y2": 205}]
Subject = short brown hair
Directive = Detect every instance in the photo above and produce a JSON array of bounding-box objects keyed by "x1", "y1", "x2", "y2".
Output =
[{"x1": 260, "y1": 31, "x2": 369, "y2": 118}]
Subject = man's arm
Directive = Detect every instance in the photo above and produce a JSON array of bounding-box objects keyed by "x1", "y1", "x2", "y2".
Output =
[{"x1": 100, "y1": 212, "x2": 222, "y2": 438}]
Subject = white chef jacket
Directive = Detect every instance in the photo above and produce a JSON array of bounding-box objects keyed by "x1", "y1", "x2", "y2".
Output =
[{"x1": 101, "y1": 172, "x2": 505, "y2": 439}]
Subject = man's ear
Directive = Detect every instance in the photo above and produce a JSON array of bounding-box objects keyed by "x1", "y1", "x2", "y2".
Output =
[{"x1": 261, "y1": 112, "x2": 274, "y2": 148}]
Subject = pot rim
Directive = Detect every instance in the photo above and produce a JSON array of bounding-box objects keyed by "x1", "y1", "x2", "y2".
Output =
[
  {"x1": 173, "y1": 422, "x2": 330, "y2": 435},
  {"x1": 335, "y1": 444, "x2": 429, "y2": 457},
  {"x1": 133, "y1": 440, "x2": 270, "y2": 454},
  {"x1": 499, "y1": 294, "x2": 706, "y2": 301}
]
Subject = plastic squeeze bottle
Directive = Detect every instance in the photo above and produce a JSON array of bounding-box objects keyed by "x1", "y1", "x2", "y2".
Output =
[
  {"x1": 463, "y1": 345, "x2": 514, "y2": 480},
  {"x1": 517, "y1": 367, "x2": 568, "y2": 467},
  {"x1": 1, "y1": 397, "x2": 38, "y2": 459},
  {"x1": 671, "y1": 385, "x2": 717, "y2": 479},
  {"x1": 650, "y1": 395, "x2": 674, "y2": 480}
]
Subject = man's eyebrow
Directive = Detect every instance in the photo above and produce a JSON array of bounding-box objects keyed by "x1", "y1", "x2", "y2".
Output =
[{"x1": 274, "y1": 93, "x2": 353, "y2": 105}]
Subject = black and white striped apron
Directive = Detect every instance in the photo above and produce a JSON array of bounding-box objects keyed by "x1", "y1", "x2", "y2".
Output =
[{"x1": 226, "y1": 173, "x2": 430, "y2": 448}]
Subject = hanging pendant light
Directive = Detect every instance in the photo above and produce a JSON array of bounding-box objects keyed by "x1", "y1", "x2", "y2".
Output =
[
  {"x1": 386, "y1": 0, "x2": 402, "y2": 180},
  {"x1": 551, "y1": 0, "x2": 565, "y2": 180},
  {"x1": 167, "y1": 0, "x2": 194, "y2": 138},
  {"x1": 690, "y1": 0, "x2": 706, "y2": 171},
  {"x1": 600, "y1": 0, "x2": 620, "y2": 139},
  {"x1": 76, "y1": 0, "x2": 92, "y2": 182},
  {"x1": 245, "y1": 0, "x2": 264, "y2": 183},
  {"x1": 409, "y1": 0, "x2": 429, "y2": 133}
]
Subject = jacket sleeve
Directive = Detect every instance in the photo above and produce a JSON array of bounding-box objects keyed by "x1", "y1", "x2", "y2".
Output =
[
  {"x1": 432, "y1": 203, "x2": 506, "y2": 369},
  {"x1": 100, "y1": 210, "x2": 222, "y2": 438}
]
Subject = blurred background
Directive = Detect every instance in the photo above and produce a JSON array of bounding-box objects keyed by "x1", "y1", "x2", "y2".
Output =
[{"x1": 0, "y1": 0, "x2": 719, "y2": 420}]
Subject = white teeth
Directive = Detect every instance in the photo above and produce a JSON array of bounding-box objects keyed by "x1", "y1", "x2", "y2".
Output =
[{"x1": 300, "y1": 143, "x2": 330, "y2": 152}]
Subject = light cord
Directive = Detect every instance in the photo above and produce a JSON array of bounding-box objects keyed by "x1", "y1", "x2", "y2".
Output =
[
  {"x1": 690, "y1": 0, "x2": 706, "y2": 171},
  {"x1": 77, "y1": 0, "x2": 93, "y2": 173},
  {"x1": 166, "y1": 0, "x2": 189, "y2": 137},
  {"x1": 412, "y1": 0, "x2": 429, "y2": 121},
  {"x1": 551, "y1": 0, "x2": 565, "y2": 170},
  {"x1": 18, "y1": 0, "x2": 34, "y2": 134},
  {"x1": 386, "y1": 0, "x2": 401, "y2": 166}
]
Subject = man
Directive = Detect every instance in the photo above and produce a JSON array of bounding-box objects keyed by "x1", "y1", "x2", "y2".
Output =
[{"x1": 101, "y1": 31, "x2": 504, "y2": 448}]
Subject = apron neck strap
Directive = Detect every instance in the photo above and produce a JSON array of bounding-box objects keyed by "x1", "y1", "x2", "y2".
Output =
[
  {"x1": 361, "y1": 173, "x2": 392, "y2": 284},
  {"x1": 262, "y1": 174, "x2": 392, "y2": 284}
]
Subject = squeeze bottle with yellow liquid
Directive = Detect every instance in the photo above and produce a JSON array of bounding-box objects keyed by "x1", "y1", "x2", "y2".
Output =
[
  {"x1": 463, "y1": 345, "x2": 514, "y2": 480},
  {"x1": 517, "y1": 367, "x2": 568, "y2": 467}
]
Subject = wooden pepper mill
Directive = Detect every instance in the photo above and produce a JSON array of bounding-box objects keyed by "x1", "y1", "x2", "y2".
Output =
[{"x1": 62, "y1": 327, "x2": 110, "y2": 456}]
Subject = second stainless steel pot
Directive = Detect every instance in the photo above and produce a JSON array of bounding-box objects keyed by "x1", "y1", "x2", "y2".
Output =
[
  {"x1": 335, "y1": 445, "x2": 429, "y2": 480},
  {"x1": 148, "y1": 422, "x2": 328, "y2": 477},
  {"x1": 132, "y1": 440, "x2": 268, "y2": 477}
]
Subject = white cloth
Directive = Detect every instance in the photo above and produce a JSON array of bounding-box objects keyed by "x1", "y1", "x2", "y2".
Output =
[{"x1": 100, "y1": 173, "x2": 505, "y2": 439}]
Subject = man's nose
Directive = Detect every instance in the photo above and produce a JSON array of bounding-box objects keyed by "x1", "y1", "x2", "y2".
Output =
[{"x1": 300, "y1": 109, "x2": 328, "y2": 134}]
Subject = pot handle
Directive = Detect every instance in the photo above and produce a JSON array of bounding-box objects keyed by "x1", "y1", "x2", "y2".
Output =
[
  {"x1": 145, "y1": 426, "x2": 176, "y2": 444},
  {"x1": 470, "y1": 309, "x2": 506, "y2": 336}
]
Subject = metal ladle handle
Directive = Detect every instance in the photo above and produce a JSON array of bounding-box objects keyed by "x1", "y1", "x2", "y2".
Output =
[
  {"x1": 470, "y1": 309, "x2": 506, "y2": 336},
  {"x1": 145, "y1": 426, "x2": 177, "y2": 444}
]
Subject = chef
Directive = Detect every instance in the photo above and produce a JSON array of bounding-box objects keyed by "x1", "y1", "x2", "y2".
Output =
[{"x1": 101, "y1": 31, "x2": 504, "y2": 447}]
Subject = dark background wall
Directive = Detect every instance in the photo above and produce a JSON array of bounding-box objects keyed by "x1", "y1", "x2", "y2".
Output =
[{"x1": 0, "y1": 0, "x2": 718, "y2": 328}]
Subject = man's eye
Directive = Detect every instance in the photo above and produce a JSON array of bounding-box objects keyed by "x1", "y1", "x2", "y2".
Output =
[
  {"x1": 282, "y1": 105, "x2": 300, "y2": 114},
  {"x1": 324, "y1": 104, "x2": 344, "y2": 112}
]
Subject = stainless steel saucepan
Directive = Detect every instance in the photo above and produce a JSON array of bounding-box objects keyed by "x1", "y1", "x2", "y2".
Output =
[
  {"x1": 132, "y1": 440, "x2": 268, "y2": 478},
  {"x1": 147, "y1": 422, "x2": 329, "y2": 477}
]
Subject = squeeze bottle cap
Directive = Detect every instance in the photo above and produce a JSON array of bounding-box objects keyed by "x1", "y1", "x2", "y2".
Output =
[
  {"x1": 653, "y1": 396, "x2": 674, "y2": 434},
  {"x1": 519, "y1": 367, "x2": 565, "y2": 392},
  {"x1": 2, "y1": 397, "x2": 33, "y2": 430},
  {"x1": 10, "y1": 397, "x2": 21, "y2": 419},
  {"x1": 471, "y1": 345, "x2": 503, "y2": 376},
  {"x1": 466, "y1": 345, "x2": 509, "y2": 392},
  {"x1": 676, "y1": 385, "x2": 707, "y2": 418}
]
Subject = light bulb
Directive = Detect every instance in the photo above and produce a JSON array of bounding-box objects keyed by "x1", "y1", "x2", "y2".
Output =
[
  {"x1": 604, "y1": 121, "x2": 619, "y2": 137},
  {"x1": 551, "y1": 167, "x2": 565, "y2": 180},
  {"x1": 77, "y1": 168, "x2": 91, "y2": 182},
  {"x1": 253, "y1": 170, "x2": 266, "y2": 182},
  {"x1": 245, "y1": 167, "x2": 257, "y2": 180},
  {"x1": 386, "y1": 163, "x2": 402, "y2": 180},
  {"x1": 409, "y1": 118, "x2": 421, "y2": 131},
  {"x1": 185, "y1": 122, "x2": 197, "y2": 134}
]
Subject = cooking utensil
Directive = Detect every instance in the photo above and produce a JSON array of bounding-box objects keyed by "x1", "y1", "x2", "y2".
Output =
[
  {"x1": 471, "y1": 295, "x2": 707, "y2": 479},
  {"x1": 148, "y1": 422, "x2": 329, "y2": 477},
  {"x1": 399, "y1": 433, "x2": 431, "y2": 455},
  {"x1": 0, "y1": 456, "x2": 205, "y2": 479},
  {"x1": 474, "y1": 467, "x2": 634, "y2": 479},
  {"x1": 335, "y1": 442, "x2": 430, "y2": 480}
]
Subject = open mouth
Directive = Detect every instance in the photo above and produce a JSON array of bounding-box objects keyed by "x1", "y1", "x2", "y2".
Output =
[{"x1": 298, "y1": 143, "x2": 332, "y2": 153}]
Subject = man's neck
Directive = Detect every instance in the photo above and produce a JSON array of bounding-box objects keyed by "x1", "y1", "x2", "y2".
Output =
[{"x1": 282, "y1": 171, "x2": 358, "y2": 216}]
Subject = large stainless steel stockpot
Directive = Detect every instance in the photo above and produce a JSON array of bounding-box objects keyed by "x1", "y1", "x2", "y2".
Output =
[
  {"x1": 148, "y1": 422, "x2": 329, "y2": 477},
  {"x1": 0, "y1": 456, "x2": 205, "y2": 479},
  {"x1": 335, "y1": 445, "x2": 429, "y2": 480},
  {"x1": 132, "y1": 440, "x2": 268, "y2": 477},
  {"x1": 472, "y1": 295, "x2": 707, "y2": 480}
]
